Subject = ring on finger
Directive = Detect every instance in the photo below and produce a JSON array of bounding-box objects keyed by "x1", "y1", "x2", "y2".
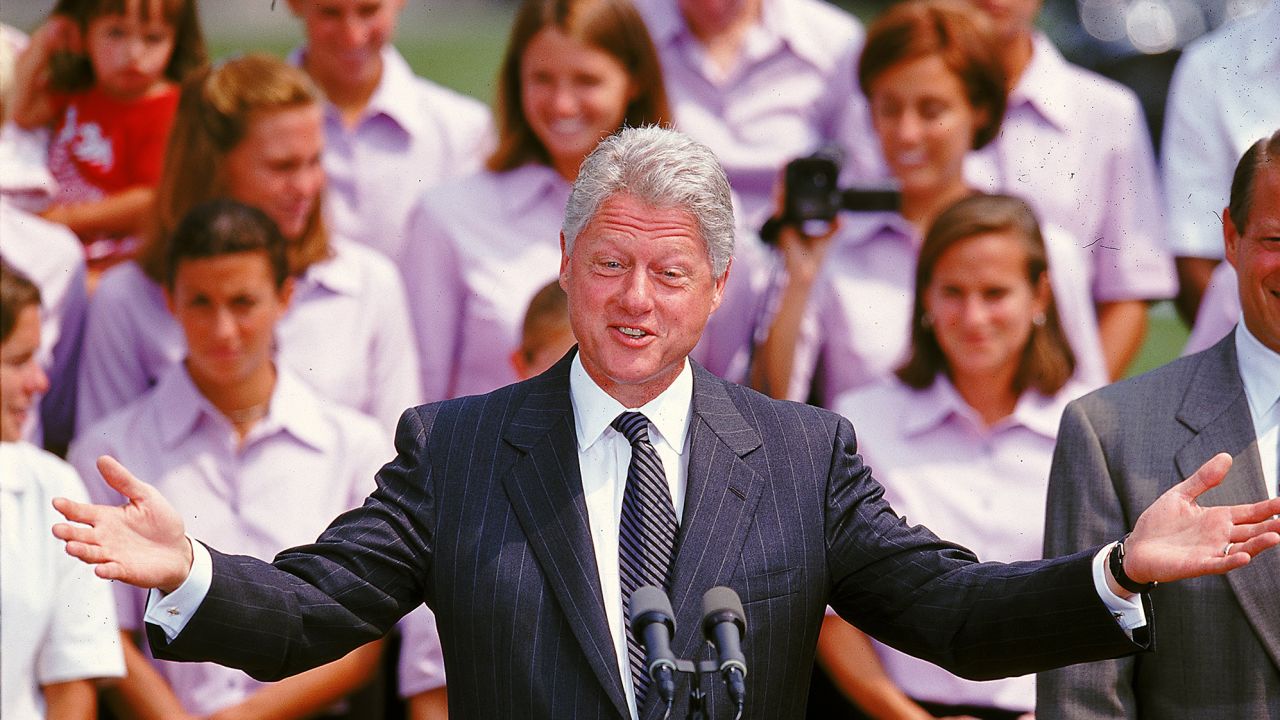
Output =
[{"x1": 1223, "y1": 542, "x2": 1234, "y2": 556}]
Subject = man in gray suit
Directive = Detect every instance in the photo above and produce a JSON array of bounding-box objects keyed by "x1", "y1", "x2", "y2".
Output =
[
  {"x1": 1039, "y1": 129, "x2": 1280, "y2": 718},
  {"x1": 55, "y1": 127, "x2": 1280, "y2": 720}
]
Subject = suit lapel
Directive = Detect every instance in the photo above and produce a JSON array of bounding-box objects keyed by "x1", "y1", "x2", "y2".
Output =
[
  {"x1": 666, "y1": 364, "x2": 765, "y2": 662},
  {"x1": 501, "y1": 353, "x2": 630, "y2": 719},
  {"x1": 1174, "y1": 338, "x2": 1280, "y2": 670}
]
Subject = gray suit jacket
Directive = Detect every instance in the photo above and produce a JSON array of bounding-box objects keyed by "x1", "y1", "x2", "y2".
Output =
[
  {"x1": 1039, "y1": 334, "x2": 1280, "y2": 719},
  {"x1": 152, "y1": 352, "x2": 1141, "y2": 719}
]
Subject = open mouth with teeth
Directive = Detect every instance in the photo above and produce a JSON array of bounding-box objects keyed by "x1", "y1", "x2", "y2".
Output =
[{"x1": 618, "y1": 326, "x2": 648, "y2": 338}]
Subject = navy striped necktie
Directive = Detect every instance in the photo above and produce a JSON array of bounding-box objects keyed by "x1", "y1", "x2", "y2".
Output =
[{"x1": 613, "y1": 411, "x2": 679, "y2": 704}]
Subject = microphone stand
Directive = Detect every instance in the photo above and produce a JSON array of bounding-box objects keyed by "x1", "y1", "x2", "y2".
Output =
[{"x1": 671, "y1": 645, "x2": 730, "y2": 720}]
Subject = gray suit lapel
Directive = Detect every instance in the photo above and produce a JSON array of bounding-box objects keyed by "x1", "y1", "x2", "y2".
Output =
[
  {"x1": 1174, "y1": 338, "x2": 1280, "y2": 670},
  {"x1": 501, "y1": 353, "x2": 629, "y2": 719},
  {"x1": 666, "y1": 364, "x2": 765, "y2": 662}
]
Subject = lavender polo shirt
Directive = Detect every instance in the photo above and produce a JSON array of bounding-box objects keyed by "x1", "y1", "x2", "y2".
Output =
[
  {"x1": 965, "y1": 35, "x2": 1176, "y2": 304},
  {"x1": 292, "y1": 45, "x2": 495, "y2": 264},
  {"x1": 76, "y1": 238, "x2": 421, "y2": 434},
  {"x1": 832, "y1": 376, "x2": 1085, "y2": 713},
  {"x1": 786, "y1": 211, "x2": 1107, "y2": 407},
  {"x1": 69, "y1": 365, "x2": 388, "y2": 718},
  {"x1": 635, "y1": 0, "x2": 882, "y2": 229}
]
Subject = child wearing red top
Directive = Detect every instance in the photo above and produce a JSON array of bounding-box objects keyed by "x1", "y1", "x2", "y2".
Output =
[{"x1": 11, "y1": 0, "x2": 205, "y2": 274}]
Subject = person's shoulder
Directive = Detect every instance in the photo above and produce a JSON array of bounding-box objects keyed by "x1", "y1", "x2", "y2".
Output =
[
  {"x1": 831, "y1": 377, "x2": 911, "y2": 425},
  {"x1": 713, "y1": 371, "x2": 847, "y2": 438},
  {"x1": 1071, "y1": 341, "x2": 1222, "y2": 415},
  {"x1": 92, "y1": 260, "x2": 159, "y2": 306},
  {"x1": 0, "y1": 441, "x2": 89, "y2": 502},
  {"x1": 777, "y1": 0, "x2": 864, "y2": 71},
  {"x1": 1044, "y1": 46, "x2": 1144, "y2": 116}
]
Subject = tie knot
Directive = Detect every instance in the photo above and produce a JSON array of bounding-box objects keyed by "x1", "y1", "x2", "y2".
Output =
[{"x1": 612, "y1": 411, "x2": 651, "y2": 446}]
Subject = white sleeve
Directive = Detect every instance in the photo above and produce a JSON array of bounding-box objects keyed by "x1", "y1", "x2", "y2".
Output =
[
  {"x1": 1092, "y1": 543, "x2": 1148, "y2": 632},
  {"x1": 143, "y1": 538, "x2": 213, "y2": 642}
]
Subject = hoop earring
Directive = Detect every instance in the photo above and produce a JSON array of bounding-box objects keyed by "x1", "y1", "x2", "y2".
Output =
[{"x1": 1032, "y1": 313, "x2": 1047, "y2": 327}]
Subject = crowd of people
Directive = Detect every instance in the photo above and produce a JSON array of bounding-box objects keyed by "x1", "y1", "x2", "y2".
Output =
[{"x1": 1, "y1": 0, "x2": 1276, "y2": 719}]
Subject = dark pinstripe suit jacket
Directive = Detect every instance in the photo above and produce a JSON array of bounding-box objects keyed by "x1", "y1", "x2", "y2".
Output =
[{"x1": 151, "y1": 352, "x2": 1140, "y2": 719}]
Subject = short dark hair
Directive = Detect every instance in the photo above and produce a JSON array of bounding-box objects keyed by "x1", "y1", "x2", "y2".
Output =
[
  {"x1": 1228, "y1": 128, "x2": 1280, "y2": 234},
  {"x1": 858, "y1": 0, "x2": 1006, "y2": 150},
  {"x1": 897, "y1": 193, "x2": 1076, "y2": 395},
  {"x1": 0, "y1": 259, "x2": 41, "y2": 344},
  {"x1": 165, "y1": 199, "x2": 290, "y2": 290}
]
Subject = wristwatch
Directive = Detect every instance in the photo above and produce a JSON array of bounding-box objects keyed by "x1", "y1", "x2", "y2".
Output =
[{"x1": 1108, "y1": 534, "x2": 1156, "y2": 594}]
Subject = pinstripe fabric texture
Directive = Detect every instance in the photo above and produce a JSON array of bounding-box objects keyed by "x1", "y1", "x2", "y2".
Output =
[
  {"x1": 613, "y1": 411, "x2": 678, "y2": 703},
  {"x1": 151, "y1": 350, "x2": 1146, "y2": 720}
]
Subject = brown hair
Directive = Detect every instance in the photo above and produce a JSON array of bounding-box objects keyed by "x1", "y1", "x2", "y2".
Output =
[
  {"x1": 1228, "y1": 127, "x2": 1280, "y2": 233},
  {"x1": 487, "y1": 0, "x2": 670, "y2": 173},
  {"x1": 858, "y1": 0, "x2": 1006, "y2": 150},
  {"x1": 49, "y1": 0, "x2": 207, "y2": 93},
  {"x1": 139, "y1": 54, "x2": 329, "y2": 283},
  {"x1": 519, "y1": 280, "x2": 571, "y2": 360},
  {"x1": 0, "y1": 259, "x2": 41, "y2": 344},
  {"x1": 897, "y1": 193, "x2": 1076, "y2": 395}
]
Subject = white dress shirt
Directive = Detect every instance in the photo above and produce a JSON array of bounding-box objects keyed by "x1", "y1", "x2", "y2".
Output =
[
  {"x1": 569, "y1": 353, "x2": 693, "y2": 720},
  {"x1": 1235, "y1": 322, "x2": 1280, "y2": 499}
]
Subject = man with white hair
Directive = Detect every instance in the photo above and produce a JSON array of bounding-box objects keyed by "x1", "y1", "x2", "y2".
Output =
[{"x1": 55, "y1": 126, "x2": 1280, "y2": 720}]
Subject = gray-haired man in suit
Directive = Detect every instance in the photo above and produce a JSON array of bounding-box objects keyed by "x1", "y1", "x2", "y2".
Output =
[
  {"x1": 1039, "y1": 128, "x2": 1280, "y2": 719},
  {"x1": 55, "y1": 126, "x2": 1280, "y2": 720}
]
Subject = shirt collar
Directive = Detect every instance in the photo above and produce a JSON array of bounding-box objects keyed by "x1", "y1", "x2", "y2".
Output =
[
  {"x1": 1234, "y1": 320, "x2": 1280, "y2": 422},
  {"x1": 298, "y1": 240, "x2": 364, "y2": 297},
  {"x1": 643, "y1": 0, "x2": 840, "y2": 74},
  {"x1": 1006, "y1": 34, "x2": 1074, "y2": 133},
  {"x1": 501, "y1": 163, "x2": 573, "y2": 217},
  {"x1": 836, "y1": 211, "x2": 916, "y2": 250},
  {"x1": 154, "y1": 363, "x2": 331, "y2": 451},
  {"x1": 289, "y1": 45, "x2": 426, "y2": 138},
  {"x1": 568, "y1": 352, "x2": 694, "y2": 456},
  {"x1": 900, "y1": 374, "x2": 1068, "y2": 439}
]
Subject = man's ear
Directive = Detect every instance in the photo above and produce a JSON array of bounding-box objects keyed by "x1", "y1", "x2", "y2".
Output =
[
  {"x1": 558, "y1": 232, "x2": 570, "y2": 290},
  {"x1": 709, "y1": 257, "x2": 732, "y2": 313},
  {"x1": 1223, "y1": 206, "x2": 1241, "y2": 272}
]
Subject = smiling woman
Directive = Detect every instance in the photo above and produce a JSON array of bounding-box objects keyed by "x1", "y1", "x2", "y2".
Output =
[{"x1": 398, "y1": 0, "x2": 670, "y2": 407}]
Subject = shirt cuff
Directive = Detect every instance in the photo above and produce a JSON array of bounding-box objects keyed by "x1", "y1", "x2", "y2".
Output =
[
  {"x1": 143, "y1": 537, "x2": 212, "y2": 642},
  {"x1": 1092, "y1": 542, "x2": 1148, "y2": 632}
]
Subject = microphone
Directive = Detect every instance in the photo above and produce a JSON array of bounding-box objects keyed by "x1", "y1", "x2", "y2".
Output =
[
  {"x1": 701, "y1": 586, "x2": 747, "y2": 710},
  {"x1": 628, "y1": 585, "x2": 678, "y2": 707}
]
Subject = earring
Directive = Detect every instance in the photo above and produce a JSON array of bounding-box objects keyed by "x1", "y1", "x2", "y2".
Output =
[{"x1": 1032, "y1": 313, "x2": 1046, "y2": 327}]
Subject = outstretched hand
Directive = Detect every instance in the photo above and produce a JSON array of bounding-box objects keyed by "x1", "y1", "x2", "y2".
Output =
[
  {"x1": 1123, "y1": 453, "x2": 1280, "y2": 586},
  {"x1": 52, "y1": 456, "x2": 194, "y2": 593}
]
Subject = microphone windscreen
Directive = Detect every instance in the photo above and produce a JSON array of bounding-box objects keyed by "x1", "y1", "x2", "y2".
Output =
[
  {"x1": 701, "y1": 586, "x2": 746, "y2": 631},
  {"x1": 629, "y1": 585, "x2": 675, "y2": 628}
]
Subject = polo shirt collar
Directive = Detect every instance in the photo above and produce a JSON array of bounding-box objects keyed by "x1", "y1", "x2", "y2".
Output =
[
  {"x1": 1007, "y1": 34, "x2": 1075, "y2": 133},
  {"x1": 900, "y1": 374, "x2": 1067, "y2": 439},
  {"x1": 154, "y1": 363, "x2": 330, "y2": 451},
  {"x1": 289, "y1": 45, "x2": 427, "y2": 139}
]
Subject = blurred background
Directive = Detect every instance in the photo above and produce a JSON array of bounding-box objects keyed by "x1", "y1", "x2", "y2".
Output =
[{"x1": 4, "y1": 0, "x2": 1268, "y2": 375}]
